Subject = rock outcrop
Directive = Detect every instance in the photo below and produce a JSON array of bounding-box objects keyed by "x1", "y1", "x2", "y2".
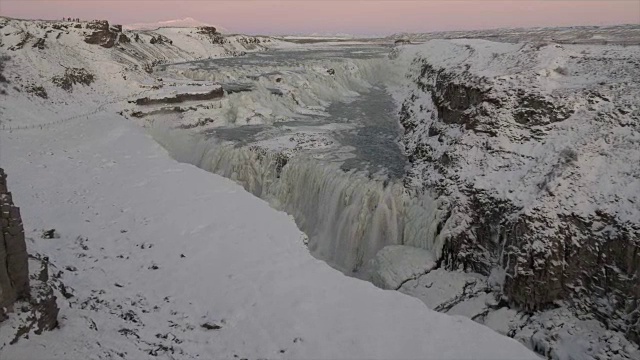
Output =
[
  {"x1": 84, "y1": 20, "x2": 117, "y2": 48},
  {"x1": 0, "y1": 170, "x2": 59, "y2": 342},
  {"x1": 197, "y1": 26, "x2": 225, "y2": 44},
  {"x1": 398, "y1": 40, "x2": 640, "y2": 342},
  {"x1": 131, "y1": 87, "x2": 223, "y2": 105},
  {"x1": 0, "y1": 168, "x2": 29, "y2": 317},
  {"x1": 51, "y1": 67, "x2": 95, "y2": 92},
  {"x1": 1, "y1": 16, "x2": 278, "y2": 79},
  {"x1": 149, "y1": 34, "x2": 173, "y2": 45},
  {"x1": 84, "y1": 20, "x2": 130, "y2": 48}
]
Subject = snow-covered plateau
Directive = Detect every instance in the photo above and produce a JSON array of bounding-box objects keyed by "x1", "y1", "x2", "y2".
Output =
[{"x1": 0, "y1": 16, "x2": 638, "y2": 360}]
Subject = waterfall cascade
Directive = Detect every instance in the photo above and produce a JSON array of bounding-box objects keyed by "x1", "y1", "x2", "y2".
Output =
[
  {"x1": 151, "y1": 48, "x2": 449, "y2": 276},
  {"x1": 154, "y1": 127, "x2": 448, "y2": 276}
]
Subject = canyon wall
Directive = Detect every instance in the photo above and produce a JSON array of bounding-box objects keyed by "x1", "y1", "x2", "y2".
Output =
[
  {"x1": 397, "y1": 40, "x2": 640, "y2": 342},
  {"x1": 0, "y1": 168, "x2": 29, "y2": 317}
]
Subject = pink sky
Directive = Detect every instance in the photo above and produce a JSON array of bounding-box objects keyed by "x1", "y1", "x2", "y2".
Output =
[{"x1": 1, "y1": 0, "x2": 639, "y2": 35}]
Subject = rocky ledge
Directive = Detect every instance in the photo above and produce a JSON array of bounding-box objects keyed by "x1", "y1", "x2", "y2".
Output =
[
  {"x1": 131, "y1": 86, "x2": 224, "y2": 106},
  {"x1": 84, "y1": 20, "x2": 130, "y2": 48}
]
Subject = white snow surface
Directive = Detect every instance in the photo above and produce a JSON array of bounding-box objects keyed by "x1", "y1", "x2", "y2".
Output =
[
  {"x1": 124, "y1": 17, "x2": 229, "y2": 33},
  {"x1": 0, "y1": 17, "x2": 539, "y2": 360},
  {"x1": 368, "y1": 245, "x2": 437, "y2": 290}
]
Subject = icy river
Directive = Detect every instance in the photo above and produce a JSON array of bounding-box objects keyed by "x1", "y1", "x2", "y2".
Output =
[
  {"x1": 153, "y1": 44, "x2": 445, "y2": 278},
  {"x1": 185, "y1": 46, "x2": 408, "y2": 179}
]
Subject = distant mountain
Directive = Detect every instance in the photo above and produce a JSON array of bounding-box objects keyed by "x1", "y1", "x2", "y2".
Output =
[{"x1": 123, "y1": 17, "x2": 228, "y2": 33}]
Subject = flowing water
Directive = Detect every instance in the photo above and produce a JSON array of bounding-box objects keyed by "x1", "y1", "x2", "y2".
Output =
[{"x1": 154, "y1": 45, "x2": 447, "y2": 277}]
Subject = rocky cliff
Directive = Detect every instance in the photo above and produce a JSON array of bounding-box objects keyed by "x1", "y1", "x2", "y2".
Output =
[
  {"x1": 0, "y1": 168, "x2": 29, "y2": 317},
  {"x1": 397, "y1": 40, "x2": 640, "y2": 342}
]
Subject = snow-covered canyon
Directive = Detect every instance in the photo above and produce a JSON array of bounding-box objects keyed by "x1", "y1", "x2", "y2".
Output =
[
  {"x1": 0, "y1": 16, "x2": 638, "y2": 360},
  {"x1": 148, "y1": 35, "x2": 640, "y2": 360}
]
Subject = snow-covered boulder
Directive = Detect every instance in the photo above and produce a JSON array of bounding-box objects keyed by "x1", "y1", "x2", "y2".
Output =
[{"x1": 369, "y1": 245, "x2": 437, "y2": 290}]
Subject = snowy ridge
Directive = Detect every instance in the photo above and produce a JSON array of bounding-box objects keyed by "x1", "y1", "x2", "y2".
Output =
[
  {"x1": 388, "y1": 24, "x2": 640, "y2": 46},
  {"x1": 124, "y1": 17, "x2": 229, "y2": 33},
  {"x1": 0, "y1": 17, "x2": 281, "y2": 121}
]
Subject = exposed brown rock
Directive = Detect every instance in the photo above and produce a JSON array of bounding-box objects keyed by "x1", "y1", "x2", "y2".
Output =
[
  {"x1": 51, "y1": 67, "x2": 95, "y2": 92},
  {"x1": 9, "y1": 257, "x2": 60, "y2": 344},
  {"x1": 197, "y1": 26, "x2": 218, "y2": 35},
  {"x1": 82, "y1": 20, "x2": 126, "y2": 48},
  {"x1": 86, "y1": 20, "x2": 109, "y2": 31},
  {"x1": 131, "y1": 87, "x2": 223, "y2": 106},
  {"x1": 197, "y1": 26, "x2": 225, "y2": 44},
  {"x1": 32, "y1": 38, "x2": 46, "y2": 50},
  {"x1": 26, "y1": 85, "x2": 48, "y2": 99},
  {"x1": 0, "y1": 168, "x2": 30, "y2": 313},
  {"x1": 149, "y1": 35, "x2": 173, "y2": 45},
  {"x1": 84, "y1": 29, "x2": 117, "y2": 48},
  {"x1": 9, "y1": 31, "x2": 32, "y2": 51},
  {"x1": 118, "y1": 33, "x2": 130, "y2": 44}
]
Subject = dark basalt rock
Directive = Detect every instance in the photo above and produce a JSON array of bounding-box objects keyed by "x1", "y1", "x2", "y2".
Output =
[
  {"x1": 86, "y1": 20, "x2": 109, "y2": 31},
  {"x1": 83, "y1": 21, "x2": 128, "y2": 48},
  {"x1": 149, "y1": 35, "x2": 172, "y2": 45},
  {"x1": 197, "y1": 26, "x2": 218, "y2": 35},
  {"x1": 413, "y1": 62, "x2": 503, "y2": 133},
  {"x1": 0, "y1": 168, "x2": 30, "y2": 315},
  {"x1": 9, "y1": 32, "x2": 32, "y2": 51},
  {"x1": 513, "y1": 92, "x2": 574, "y2": 126},
  {"x1": 196, "y1": 27, "x2": 225, "y2": 44},
  {"x1": 118, "y1": 33, "x2": 130, "y2": 44},
  {"x1": 84, "y1": 29, "x2": 117, "y2": 48},
  {"x1": 9, "y1": 257, "x2": 60, "y2": 344},
  {"x1": 52, "y1": 67, "x2": 95, "y2": 92},
  {"x1": 26, "y1": 85, "x2": 48, "y2": 98},
  {"x1": 237, "y1": 36, "x2": 262, "y2": 45},
  {"x1": 131, "y1": 87, "x2": 223, "y2": 106},
  {"x1": 32, "y1": 38, "x2": 46, "y2": 50}
]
